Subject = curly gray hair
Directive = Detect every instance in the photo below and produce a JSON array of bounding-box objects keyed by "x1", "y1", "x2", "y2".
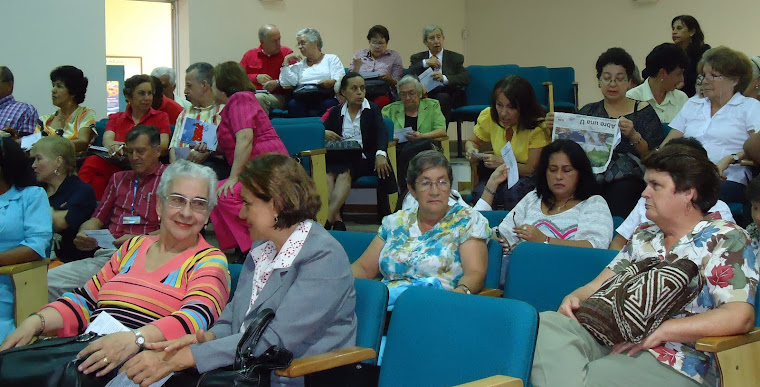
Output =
[
  {"x1": 296, "y1": 28, "x2": 323, "y2": 50},
  {"x1": 157, "y1": 160, "x2": 219, "y2": 211}
]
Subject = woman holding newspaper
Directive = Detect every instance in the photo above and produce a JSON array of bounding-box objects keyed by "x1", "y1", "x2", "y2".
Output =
[
  {"x1": 465, "y1": 75, "x2": 550, "y2": 210},
  {"x1": 0, "y1": 161, "x2": 230, "y2": 383},
  {"x1": 545, "y1": 48, "x2": 663, "y2": 217}
]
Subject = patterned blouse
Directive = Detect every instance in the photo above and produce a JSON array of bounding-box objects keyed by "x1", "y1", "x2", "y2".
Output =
[
  {"x1": 48, "y1": 235, "x2": 230, "y2": 340},
  {"x1": 377, "y1": 204, "x2": 491, "y2": 290},
  {"x1": 42, "y1": 106, "x2": 96, "y2": 141},
  {"x1": 607, "y1": 219, "x2": 759, "y2": 385}
]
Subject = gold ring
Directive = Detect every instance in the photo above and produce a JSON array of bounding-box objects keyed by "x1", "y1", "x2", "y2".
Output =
[
  {"x1": 103, "y1": 357, "x2": 109, "y2": 364},
  {"x1": 523, "y1": 226, "x2": 527, "y2": 230}
]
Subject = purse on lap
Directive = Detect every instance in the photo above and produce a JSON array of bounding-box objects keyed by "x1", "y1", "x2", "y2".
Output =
[
  {"x1": 164, "y1": 308, "x2": 293, "y2": 387},
  {"x1": 575, "y1": 257, "x2": 705, "y2": 347},
  {"x1": 0, "y1": 331, "x2": 109, "y2": 387},
  {"x1": 292, "y1": 84, "x2": 335, "y2": 103}
]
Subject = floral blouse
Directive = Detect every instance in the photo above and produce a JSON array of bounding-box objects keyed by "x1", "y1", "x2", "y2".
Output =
[
  {"x1": 377, "y1": 204, "x2": 491, "y2": 290},
  {"x1": 608, "y1": 219, "x2": 759, "y2": 385}
]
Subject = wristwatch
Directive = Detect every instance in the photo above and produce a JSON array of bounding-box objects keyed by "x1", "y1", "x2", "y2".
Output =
[
  {"x1": 134, "y1": 330, "x2": 145, "y2": 351},
  {"x1": 457, "y1": 284, "x2": 472, "y2": 294},
  {"x1": 732, "y1": 154, "x2": 740, "y2": 164}
]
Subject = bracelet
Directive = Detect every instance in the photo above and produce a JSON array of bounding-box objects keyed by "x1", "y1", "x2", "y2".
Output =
[
  {"x1": 544, "y1": 236, "x2": 550, "y2": 244},
  {"x1": 456, "y1": 284, "x2": 472, "y2": 294},
  {"x1": 630, "y1": 135, "x2": 644, "y2": 146},
  {"x1": 484, "y1": 186, "x2": 496, "y2": 196},
  {"x1": 33, "y1": 312, "x2": 45, "y2": 336}
]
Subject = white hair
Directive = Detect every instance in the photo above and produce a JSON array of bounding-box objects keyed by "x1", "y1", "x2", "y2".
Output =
[
  {"x1": 422, "y1": 25, "x2": 443, "y2": 41},
  {"x1": 296, "y1": 28, "x2": 323, "y2": 50},
  {"x1": 157, "y1": 160, "x2": 218, "y2": 210},
  {"x1": 151, "y1": 67, "x2": 176, "y2": 86},
  {"x1": 397, "y1": 74, "x2": 424, "y2": 95}
]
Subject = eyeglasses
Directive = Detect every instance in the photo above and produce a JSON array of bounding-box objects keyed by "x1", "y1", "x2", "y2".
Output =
[
  {"x1": 696, "y1": 75, "x2": 704, "y2": 86},
  {"x1": 600, "y1": 77, "x2": 629, "y2": 85},
  {"x1": 164, "y1": 193, "x2": 210, "y2": 213},
  {"x1": 369, "y1": 40, "x2": 386, "y2": 47},
  {"x1": 702, "y1": 73, "x2": 725, "y2": 82},
  {"x1": 399, "y1": 90, "x2": 418, "y2": 99},
  {"x1": 415, "y1": 179, "x2": 451, "y2": 192}
]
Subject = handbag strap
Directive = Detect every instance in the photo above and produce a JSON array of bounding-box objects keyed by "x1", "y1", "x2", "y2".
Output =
[{"x1": 234, "y1": 308, "x2": 275, "y2": 369}]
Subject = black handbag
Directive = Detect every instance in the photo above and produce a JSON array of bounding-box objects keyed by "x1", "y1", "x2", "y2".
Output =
[
  {"x1": 165, "y1": 308, "x2": 293, "y2": 387},
  {"x1": 0, "y1": 331, "x2": 110, "y2": 387},
  {"x1": 292, "y1": 84, "x2": 335, "y2": 102},
  {"x1": 364, "y1": 79, "x2": 391, "y2": 99}
]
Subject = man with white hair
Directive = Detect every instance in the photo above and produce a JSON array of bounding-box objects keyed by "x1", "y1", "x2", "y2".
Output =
[
  {"x1": 240, "y1": 24, "x2": 294, "y2": 112},
  {"x1": 151, "y1": 66, "x2": 191, "y2": 109}
]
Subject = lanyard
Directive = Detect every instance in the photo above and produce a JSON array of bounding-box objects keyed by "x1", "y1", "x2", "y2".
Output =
[{"x1": 131, "y1": 177, "x2": 139, "y2": 214}]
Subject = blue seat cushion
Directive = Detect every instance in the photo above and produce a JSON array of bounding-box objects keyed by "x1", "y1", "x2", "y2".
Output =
[{"x1": 353, "y1": 176, "x2": 379, "y2": 188}]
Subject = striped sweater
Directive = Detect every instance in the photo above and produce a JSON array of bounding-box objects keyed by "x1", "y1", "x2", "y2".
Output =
[{"x1": 48, "y1": 235, "x2": 230, "y2": 340}]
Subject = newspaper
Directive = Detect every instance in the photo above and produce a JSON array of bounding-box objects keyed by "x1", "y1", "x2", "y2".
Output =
[{"x1": 552, "y1": 112, "x2": 621, "y2": 174}]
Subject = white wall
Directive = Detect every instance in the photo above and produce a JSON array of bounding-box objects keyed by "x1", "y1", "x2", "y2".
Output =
[
  {"x1": 465, "y1": 0, "x2": 760, "y2": 106},
  {"x1": 106, "y1": 0, "x2": 173, "y2": 79},
  {"x1": 2, "y1": 0, "x2": 106, "y2": 119}
]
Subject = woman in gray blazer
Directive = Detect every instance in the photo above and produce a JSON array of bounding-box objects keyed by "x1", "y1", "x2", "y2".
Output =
[{"x1": 121, "y1": 153, "x2": 358, "y2": 387}]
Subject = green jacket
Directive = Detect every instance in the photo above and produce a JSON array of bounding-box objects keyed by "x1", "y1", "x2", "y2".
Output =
[{"x1": 381, "y1": 98, "x2": 446, "y2": 134}]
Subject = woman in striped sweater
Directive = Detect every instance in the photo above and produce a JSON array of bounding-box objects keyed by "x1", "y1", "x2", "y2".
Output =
[{"x1": 0, "y1": 160, "x2": 230, "y2": 380}]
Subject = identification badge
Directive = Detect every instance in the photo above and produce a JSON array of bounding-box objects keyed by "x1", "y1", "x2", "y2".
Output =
[{"x1": 122, "y1": 215, "x2": 142, "y2": 224}]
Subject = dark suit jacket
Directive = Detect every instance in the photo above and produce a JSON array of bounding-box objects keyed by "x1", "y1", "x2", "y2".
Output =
[
  {"x1": 323, "y1": 101, "x2": 388, "y2": 160},
  {"x1": 409, "y1": 49, "x2": 470, "y2": 89},
  {"x1": 189, "y1": 223, "x2": 357, "y2": 386}
]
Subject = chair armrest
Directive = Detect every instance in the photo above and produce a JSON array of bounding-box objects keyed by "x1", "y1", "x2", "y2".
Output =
[
  {"x1": 696, "y1": 328, "x2": 760, "y2": 352},
  {"x1": 275, "y1": 346, "x2": 376, "y2": 378},
  {"x1": 478, "y1": 288, "x2": 503, "y2": 297},
  {"x1": 301, "y1": 148, "x2": 327, "y2": 157},
  {"x1": 454, "y1": 375, "x2": 523, "y2": 387},
  {"x1": 0, "y1": 260, "x2": 49, "y2": 275}
]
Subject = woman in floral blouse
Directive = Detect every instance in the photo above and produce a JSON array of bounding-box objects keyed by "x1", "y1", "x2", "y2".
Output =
[
  {"x1": 531, "y1": 143, "x2": 758, "y2": 387},
  {"x1": 352, "y1": 150, "x2": 490, "y2": 306}
]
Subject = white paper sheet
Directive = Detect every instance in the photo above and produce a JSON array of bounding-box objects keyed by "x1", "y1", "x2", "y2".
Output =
[
  {"x1": 418, "y1": 67, "x2": 443, "y2": 93},
  {"x1": 500, "y1": 142, "x2": 519, "y2": 189},
  {"x1": 89, "y1": 145, "x2": 108, "y2": 152},
  {"x1": 84, "y1": 229, "x2": 116, "y2": 249},
  {"x1": 20, "y1": 131, "x2": 42, "y2": 150},
  {"x1": 361, "y1": 72, "x2": 382, "y2": 79},
  {"x1": 85, "y1": 311, "x2": 131, "y2": 335},
  {"x1": 394, "y1": 127, "x2": 414, "y2": 143},
  {"x1": 173, "y1": 146, "x2": 191, "y2": 160}
]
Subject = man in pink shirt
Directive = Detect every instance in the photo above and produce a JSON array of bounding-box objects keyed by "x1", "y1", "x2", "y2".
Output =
[
  {"x1": 240, "y1": 24, "x2": 294, "y2": 113},
  {"x1": 48, "y1": 125, "x2": 166, "y2": 300}
]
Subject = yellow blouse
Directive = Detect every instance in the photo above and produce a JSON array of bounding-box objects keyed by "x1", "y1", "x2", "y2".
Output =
[
  {"x1": 42, "y1": 106, "x2": 96, "y2": 141},
  {"x1": 472, "y1": 107, "x2": 549, "y2": 163}
]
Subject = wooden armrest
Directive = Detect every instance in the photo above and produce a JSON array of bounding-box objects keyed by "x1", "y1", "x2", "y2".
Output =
[
  {"x1": 696, "y1": 328, "x2": 760, "y2": 352},
  {"x1": 432, "y1": 135, "x2": 450, "y2": 141},
  {"x1": 275, "y1": 346, "x2": 376, "y2": 378},
  {"x1": 740, "y1": 160, "x2": 756, "y2": 167},
  {"x1": 301, "y1": 148, "x2": 327, "y2": 156},
  {"x1": 0, "y1": 260, "x2": 50, "y2": 275},
  {"x1": 455, "y1": 375, "x2": 523, "y2": 387},
  {"x1": 572, "y1": 81, "x2": 579, "y2": 85},
  {"x1": 541, "y1": 82, "x2": 553, "y2": 86},
  {"x1": 478, "y1": 288, "x2": 503, "y2": 297}
]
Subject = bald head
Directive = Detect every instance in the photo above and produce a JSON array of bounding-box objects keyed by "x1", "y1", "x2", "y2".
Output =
[{"x1": 258, "y1": 24, "x2": 282, "y2": 56}]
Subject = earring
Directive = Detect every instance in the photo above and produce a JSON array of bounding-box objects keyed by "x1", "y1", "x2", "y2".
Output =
[
  {"x1": 598, "y1": 82, "x2": 601, "y2": 88},
  {"x1": 54, "y1": 168, "x2": 59, "y2": 176},
  {"x1": 274, "y1": 215, "x2": 279, "y2": 223},
  {"x1": 660, "y1": 78, "x2": 664, "y2": 82},
  {"x1": 158, "y1": 215, "x2": 161, "y2": 222}
]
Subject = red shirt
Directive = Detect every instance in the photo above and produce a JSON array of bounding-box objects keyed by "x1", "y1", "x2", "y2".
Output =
[
  {"x1": 158, "y1": 95, "x2": 183, "y2": 124},
  {"x1": 240, "y1": 45, "x2": 294, "y2": 95},
  {"x1": 93, "y1": 163, "x2": 167, "y2": 238},
  {"x1": 106, "y1": 106, "x2": 171, "y2": 142},
  {"x1": 217, "y1": 91, "x2": 287, "y2": 165}
]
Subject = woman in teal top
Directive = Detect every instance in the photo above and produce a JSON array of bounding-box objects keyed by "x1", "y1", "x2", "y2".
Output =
[
  {"x1": 0, "y1": 136, "x2": 52, "y2": 341},
  {"x1": 382, "y1": 75, "x2": 447, "y2": 198}
]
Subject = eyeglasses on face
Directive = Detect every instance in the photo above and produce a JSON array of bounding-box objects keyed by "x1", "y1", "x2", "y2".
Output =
[
  {"x1": 164, "y1": 193, "x2": 210, "y2": 213},
  {"x1": 702, "y1": 73, "x2": 725, "y2": 82},
  {"x1": 599, "y1": 77, "x2": 629, "y2": 85},
  {"x1": 415, "y1": 179, "x2": 451, "y2": 192}
]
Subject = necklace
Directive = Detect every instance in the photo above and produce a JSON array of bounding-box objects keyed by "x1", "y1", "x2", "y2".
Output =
[
  {"x1": 307, "y1": 53, "x2": 324, "y2": 65},
  {"x1": 551, "y1": 197, "x2": 575, "y2": 213}
]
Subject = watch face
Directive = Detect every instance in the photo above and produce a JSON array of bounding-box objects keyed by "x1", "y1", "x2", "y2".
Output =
[{"x1": 136, "y1": 336, "x2": 145, "y2": 345}]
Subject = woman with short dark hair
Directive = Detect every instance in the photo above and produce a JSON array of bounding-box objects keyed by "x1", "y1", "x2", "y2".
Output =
[
  {"x1": 664, "y1": 46, "x2": 760, "y2": 208},
  {"x1": 465, "y1": 75, "x2": 550, "y2": 210},
  {"x1": 42, "y1": 66, "x2": 96, "y2": 153},
  {"x1": 627, "y1": 43, "x2": 690, "y2": 123},
  {"x1": 497, "y1": 139, "x2": 612, "y2": 250},
  {"x1": 210, "y1": 61, "x2": 288, "y2": 253},
  {"x1": 121, "y1": 154, "x2": 357, "y2": 387},
  {"x1": 547, "y1": 48, "x2": 663, "y2": 217},
  {"x1": 350, "y1": 24, "x2": 404, "y2": 108},
  {"x1": 532, "y1": 143, "x2": 758, "y2": 387},
  {"x1": 672, "y1": 15, "x2": 710, "y2": 97}
]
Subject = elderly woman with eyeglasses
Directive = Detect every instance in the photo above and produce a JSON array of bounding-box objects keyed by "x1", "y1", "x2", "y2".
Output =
[
  {"x1": 352, "y1": 150, "x2": 490, "y2": 305},
  {"x1": 0, "y1": 160, "x2": 230, "y2": 383},
  {"x1": 350, "y1": 25, "x2": 404, "y2": 108},
  {"x1": 663, "y1": 46, "x2": 760, "y2": 209},
  {"x1": 545, "y1": 48, "x2": 663, "y2": 217}
]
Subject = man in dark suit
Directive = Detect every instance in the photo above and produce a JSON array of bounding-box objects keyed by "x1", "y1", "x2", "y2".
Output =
[{"x1": 409, "y1": 25, "x2": 469, "y2": 122}]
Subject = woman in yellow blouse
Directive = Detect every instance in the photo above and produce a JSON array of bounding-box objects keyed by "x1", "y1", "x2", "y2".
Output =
[
  {"x1": 42, "y1": 66, "x2": 96, "y2": 153},
  {"x1": 465, "y1": 75, "x2": 549, "y2": 210}
]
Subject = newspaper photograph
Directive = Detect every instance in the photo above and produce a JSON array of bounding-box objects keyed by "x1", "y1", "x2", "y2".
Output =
[{"x1": 552, "y1": 112, "x2": 621, "y2": 174}]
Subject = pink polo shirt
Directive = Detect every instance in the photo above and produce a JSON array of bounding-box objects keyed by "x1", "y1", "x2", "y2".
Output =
[{"x1": 217, "y1": 91, "x2": 287, "y2": 165}]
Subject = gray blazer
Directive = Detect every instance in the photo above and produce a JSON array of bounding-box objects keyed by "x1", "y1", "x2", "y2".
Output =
[{"x1": 190, "y1": 223, "x2": 357, "y2": 386}]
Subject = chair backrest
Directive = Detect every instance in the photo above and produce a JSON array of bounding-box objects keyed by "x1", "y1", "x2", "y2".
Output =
[
  {"x1": 463, "y1": 65, "x2": 520, "y2": 106},
  {"x1": 612, "y1": 216, "x2": 625, "y2": 231},
  {"x1": 271, "y1": 122, "x2": 325, "y2": 156},
  {"x1": 353, "y1": 278, "x2": 388, "y2": 364},
  {"x1": 548, "y1": 67, "x2": 576, "y2": 106},
  {"x1": 270, "y1": 117, "x2": 323, "y2": 126},
  {"x1": 504, "y1": 242, "x2": 618, "y2": 312},
  {"x1": 380, "y1": 287, "x2": 538, "y2": 386},
  {"x1": 328, "y1": 230, "x2": 376, "y2": 264},
  {"x1": 93, "y1": 118, "x2": 108, "y2": 147},
  {"x1": 515, "y1": 66, "x2": 551, "y2": 108},
  {"x1": 383, "y1": 117, "x2": 394, "y2": 143},
  {"x1": 228, "y1": 263, "x2": 243, "y2": 301},
  {"x1": 662, "y1": 122, "x2": 671, "y2": 137},
  {"x1": 480, "y1": 210, "x2": 510, "y2": 228},
  {"x1": 485, "y1": 238, "x2": 502, "y2": 289}
]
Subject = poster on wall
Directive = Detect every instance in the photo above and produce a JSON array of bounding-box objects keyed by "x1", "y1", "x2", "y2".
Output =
[{"x1": 106, "y1": 81, "x2": 120, "y2": 115}]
